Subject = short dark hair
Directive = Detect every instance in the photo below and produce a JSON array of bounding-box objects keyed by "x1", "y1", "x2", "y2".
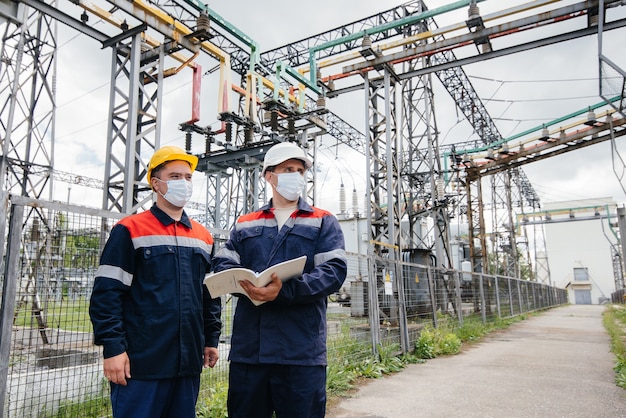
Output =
[
  {"x1": 151, "y1": 160, "x2": 191, "y2": 180},
  {"x1": 151, "y1": 162, "x2": 167, "y2": 180}
]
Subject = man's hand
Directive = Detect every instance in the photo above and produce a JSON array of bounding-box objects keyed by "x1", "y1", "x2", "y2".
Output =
[
  {"x1": 204, "y1": 347, "x2": 219, "y2": 368},
  {"x1": 104, "y1": 352, "x2": 131, "y2": 386},
  {"x1": 240, "y1": 273, "x2": 282, "y2": 303}
]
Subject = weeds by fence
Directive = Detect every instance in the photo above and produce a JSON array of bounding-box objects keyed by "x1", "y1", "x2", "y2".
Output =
[{"x1": 603, "y1": 304, "x2": 626, "y2": 389}]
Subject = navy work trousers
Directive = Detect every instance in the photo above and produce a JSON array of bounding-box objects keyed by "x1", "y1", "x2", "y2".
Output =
[
  {"x1": 228, "y1": 362, "x2": 326, "y2": 418},
  {"x1": 110, "y1": 375, "x2": 200, "y2": 418}
]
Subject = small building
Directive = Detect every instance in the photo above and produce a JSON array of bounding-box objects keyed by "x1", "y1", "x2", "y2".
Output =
[
  {"x1": 564, "y1": 267, "x2": 608, "y2": 305},
  {"x1": 543, "y1": 198, "x2": 617, "y2": 304}
]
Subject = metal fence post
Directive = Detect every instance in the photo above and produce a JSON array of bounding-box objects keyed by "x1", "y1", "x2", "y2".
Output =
[
  {"x1": 394, "y1": 258, "x2": 410, "y2": 354},
  {"x1": 455, "y1": 271, "x2": 463, "y2": 326},
  {"x1": 495, "y1": 276, "x2": 501, "y2": 319},
  {"x1": 0, "y1": 192, "x2": 8, "y2": 279},
  {"x1": 367, "y1": 255, "x2": 381, "y2": 355},
  {"x1": 507, "y1": 277, "x2": 514, "y2": 316},
  {"x1": 428, "y1": 266, "x2": 438, "y2": 328},
  {"x1": 0, "y1": 199, "x2": 25, "y2": 414},
  {"x1": 517, "y1": 280, "x2": 524, "y2": 314},
  {"x1": 479, "y1": 274, "x2": 486, "y2": 324}
]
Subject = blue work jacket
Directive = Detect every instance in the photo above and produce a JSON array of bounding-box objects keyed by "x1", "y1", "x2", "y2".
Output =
[
  {"x1": 89, "y1": 205, "x2": 222, "y2": 379},
  {"x1": 212, "y1": 198, "x2": 347, "y2": 366}
]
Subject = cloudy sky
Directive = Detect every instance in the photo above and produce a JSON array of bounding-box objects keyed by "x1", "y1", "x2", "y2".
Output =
[{"x1": 49, "y1": 0, "x2": 626, "y2": 215}]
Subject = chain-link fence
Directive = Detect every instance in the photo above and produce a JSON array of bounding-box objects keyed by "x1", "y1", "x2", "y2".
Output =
[
  {"x1": 0, "y1": 193, "x2": 567, "y2": 417},
  {"x1": 611, "y1": 287, "x2": 626, "y2": 303}
]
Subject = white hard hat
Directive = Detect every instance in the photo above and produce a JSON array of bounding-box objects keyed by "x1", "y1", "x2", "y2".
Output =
[{"x1": 262, "y1": 142, "x2": 313, "y2": 174}]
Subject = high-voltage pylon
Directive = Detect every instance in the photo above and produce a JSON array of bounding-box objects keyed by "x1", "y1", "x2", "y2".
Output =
[
  {"x1": 0, "y1": 3, "x2": 58, "y2": 345},
  {"x1": 0, "y1": 5, "x2": 55, "y2": 207},
  {"x1": 102, "y1": 27, "x2": 162, "y2": 214},
  {"x1": 534, "y1": 223, "x2": 552, "y2": 285},
  {"x1": 364, "y1": 68, "x2": 402, "y2": 255},
  {"x1": 363, "y1": 65, "x2": 409, "y2": 350}
]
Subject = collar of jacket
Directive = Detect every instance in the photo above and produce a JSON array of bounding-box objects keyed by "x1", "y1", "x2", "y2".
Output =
[
  {"x1": 263, "y1": 197, "x2": 314, "y2": 214},
  {"x1": 150, "y1": 203, "x2": 193, "y2": 228}
]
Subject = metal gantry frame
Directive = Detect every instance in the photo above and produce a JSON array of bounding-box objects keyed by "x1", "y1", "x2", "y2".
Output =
[
  {"x1": 102, "y1": 28, "x2": 162, "y2": 214},
  {"x1": 463, "y1": 111, "x2": 626, "y2": 283}
]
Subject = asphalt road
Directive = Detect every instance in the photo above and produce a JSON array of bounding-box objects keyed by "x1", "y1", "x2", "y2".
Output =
[{"x1": 326, "y1": 304, "x2": 626, "y2": 418}]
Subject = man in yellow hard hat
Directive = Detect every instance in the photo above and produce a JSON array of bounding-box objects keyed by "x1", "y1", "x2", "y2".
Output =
[{"x1": 89, "y1": 145, "x2": 222, "y2": 417}]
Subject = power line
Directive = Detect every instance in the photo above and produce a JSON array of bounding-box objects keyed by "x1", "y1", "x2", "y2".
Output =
[
  {"x1": 484, "y1": 95, "x2": 599, "y2": 103},
  {"x1": 469, "y1": 75, "x2": 599, "y2": 84}
]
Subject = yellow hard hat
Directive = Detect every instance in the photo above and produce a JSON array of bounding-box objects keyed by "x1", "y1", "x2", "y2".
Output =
[{"x1": 147, "y1": 145, "x2": 198, "y2": 184}]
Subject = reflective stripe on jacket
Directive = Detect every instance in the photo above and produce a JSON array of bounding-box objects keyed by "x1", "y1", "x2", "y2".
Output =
[
  {"x1": 213, "y1": 198, "x2": 347, "y2": 366},
  {"x1": 89, "y1": 204, "x2": 221, "y2": 379}
]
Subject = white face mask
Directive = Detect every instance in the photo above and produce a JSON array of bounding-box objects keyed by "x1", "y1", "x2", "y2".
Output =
[
  {"x1": 274, "y1": 172, "x2": 305, "y2": 201},
  {"x1": 155, "y1": 178, "x2": 193, "y2": 207}
]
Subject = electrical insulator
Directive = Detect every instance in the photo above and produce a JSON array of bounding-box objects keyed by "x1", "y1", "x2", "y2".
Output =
[
  {"x1": 288, "y1": 119, "x2": 295, "y2": 138},
  {"x1": 361, "y1": 35, "x2": 372, "y2": 50},
  {"x1": 245, "y1": 127, "x2": 253, "y2": 143},
  {"x1": 225, "y1": 122, "x2": 232, "y2": 143},
  {"x1": 185, "y1": 132, "x2": 192, "y2": 153},
  {"x1": 436, "y1": 178, "x2": 445, "y2": 200},
  {"x1": 196, "y1": 11, "x2": 210, "y2": 33},
  {"x1": 588, "y1": 7, "x2": 599, "y2": 27},
  {"x1": 316, "y1": 96, "x2": 326, "y2": 110},
  {"x1": 468, "y1": 3, "x2": 480, "y2": 21},
  {"x1": 585, "y1": 109, "x2": 597, "y2": 126}
]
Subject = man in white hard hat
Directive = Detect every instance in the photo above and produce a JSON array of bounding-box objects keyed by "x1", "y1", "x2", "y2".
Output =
[
  {"x1": 212, "y1": 141, "x2": 347, "y2": 417},
  {"x1": 90, "y1": 145, "x2": 221, "y2": 417}
]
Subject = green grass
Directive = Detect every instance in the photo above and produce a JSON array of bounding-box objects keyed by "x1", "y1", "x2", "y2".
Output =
[
  {"x1": 602, "y1": 305, "x2": 626, "y2": 389},
  {"x1": 414, "y1": 312, "x2": 528, "y2": 359},
  {"x1": 196, "y1": 380, "x2": 229, "y2": 418},
  {"x1": 415, "y1": 325, "x2": 461, "y2": 358},
  {"x1": 46, "y1": 378, "x2": 110, "y2": 418},
  {"x1": 13, "y1": 297, "x2": 93, "y2": 333}
]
